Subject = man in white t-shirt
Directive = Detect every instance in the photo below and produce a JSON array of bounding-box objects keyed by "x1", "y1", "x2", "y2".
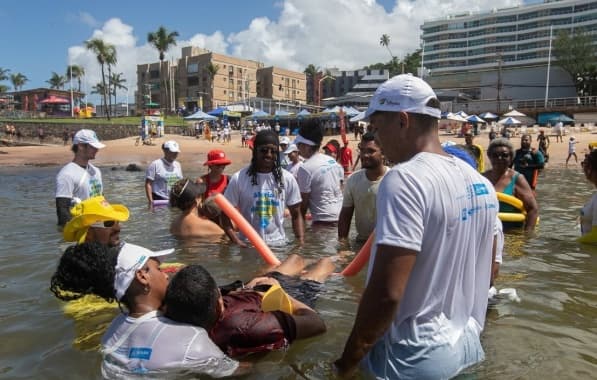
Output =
[
  {"x1": 335, "y1": 74, "x2": 498, "y2": 379},
  {"x1": 338, "y1": 132, "x2": 388, "y2": 242},
  {"x1": 145, "y1": 140, "x2": 183, "y2": 204},
  {"x1": 295, "y1": 125, "x2": 344, "y2": 224},
  {"x1": 224, "y1": 130, "x2": 304, "y2": 246},
  {"x1": 55, "y1": 129, "x2": 106, "y2": 227}
]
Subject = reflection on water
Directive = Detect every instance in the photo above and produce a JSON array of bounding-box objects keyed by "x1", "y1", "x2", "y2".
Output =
[{"x1": 0, "y1": 165, "x2": 596, "y2": 379}]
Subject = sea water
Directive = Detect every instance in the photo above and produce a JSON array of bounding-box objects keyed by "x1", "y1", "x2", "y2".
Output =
[{"x1": 0, "y1": 164, "x2": 595, "y2": 379}]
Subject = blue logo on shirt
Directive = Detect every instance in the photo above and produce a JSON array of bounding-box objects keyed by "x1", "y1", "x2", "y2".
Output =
[
  {"x1": 129, "y1": 347, "x2": 152, "y2": 360},
  {"x1": 472, "y1": 183, "x2": 489, "y2": 196}
]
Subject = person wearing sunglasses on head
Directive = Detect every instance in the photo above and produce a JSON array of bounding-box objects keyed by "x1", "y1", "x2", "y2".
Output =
[
  {"x1": 224, "y1": 130, "x2": 304, "y2": 246},
  {"x1": 483, "y1": 137, "x2": 538, "y2": 232},
  {"x1": 62, "y1": 195, "x2": 129, "y2": 248}
]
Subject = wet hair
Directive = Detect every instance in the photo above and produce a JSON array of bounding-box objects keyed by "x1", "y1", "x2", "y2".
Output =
[
  {"x1": 247, "y1": 130, "x2": 284, "y2": 191},
  {"x1": 165, "y1": 264, "x2": 220, "y2": 330},
  {"x1": 487, "y1": 137, "x2": 515, "y2": 158},
  {"x1": 50, "y1": 242, "x2": 119, "y2": 303},
  {"x1": 170, "y1": 178, "x2": 206, "y2": 210}
]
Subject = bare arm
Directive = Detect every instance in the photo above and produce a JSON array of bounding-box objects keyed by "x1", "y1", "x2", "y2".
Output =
[
  {"x1": 300, "y1": 192, "x2": 311, "y2": 219},
  {"x1": 514, "y1": 174, "x2": 539, "y2": 232},
  {"x1": 491, "y1": 235, "x2": 499, "y2": 286},
  {"x1": 56, "y1": 197, "x2": 72, "y2": 227},
  {"x1": 288, "y1": 202, "x2": 304, "y2": 245},
  {"x1": 335, "y1": 244, "x2": 417, "y2": 377},
  {"x1": 144, "y1": 178, "x2": 154, "y2": 204},
  {"x1": 337, "y1": 206, "x2": 354, "y2": 240}
]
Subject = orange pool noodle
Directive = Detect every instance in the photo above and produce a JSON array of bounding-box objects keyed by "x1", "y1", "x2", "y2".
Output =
[{"x1": 341, "y1": 231, "x2": 374, "y2": 276}]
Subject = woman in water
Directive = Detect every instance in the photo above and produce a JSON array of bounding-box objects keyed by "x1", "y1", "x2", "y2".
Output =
[
  {"x1": 579, "y1": 150, "x2": 597, "y2": 242},
  {"x1": 483, "y1": 138, "x2": 538, "y2": 231}
]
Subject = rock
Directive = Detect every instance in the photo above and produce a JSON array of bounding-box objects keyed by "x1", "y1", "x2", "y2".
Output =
[{"x1": 125, "y1": 163, "x2": 143, "y2": 172}]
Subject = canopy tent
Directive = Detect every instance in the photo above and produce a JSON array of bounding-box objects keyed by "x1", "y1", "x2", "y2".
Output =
[
  {"x1": 184, "y1": 110, "x2": 218, "y2": 121},
  {"x1": 274, "y1": 109, "x2": 293, "y2": 117},
  {"x1": 447, "y1": 113, "x2": 468, "y2": 122},
  {"x1": 341, "y1": 106, "x2": 361, "y2": 116},
  {"x1": 297, "y1": 109, "x2": 311, "y2": 116},
  {"x1": 321, "y1": 106, "x2": 340, "y2": 113},
  {"x1": 503, "y1": 109, "x2": 526, "y2": 117},
  {"x1": 479, "y1": 112, "x2": 498, "y2": 119},
  {"x1": 466, "y1": 115, "x2": 486, "y2": 124},
  {"x1": 548, "y1": 114, "x2": 575, "y2": 124},
  {"x1": 454, "y1": 110, "x2": 468, "y2": 118},
  {"x1": 250, "y1": 110, "x2": 269, "y2": 118},
  {"x1": 207, "y1": 107, "x2": 227, "y2": 116},
  {"x1": 40, "y1": 95, "x2": 70, "y2": 104},
  {"x1": 349, "y1": 111, "x2": 366, "y2": 122},
  {"x1": 498, "y1": 117, "x2": 522, "y2": 126}
]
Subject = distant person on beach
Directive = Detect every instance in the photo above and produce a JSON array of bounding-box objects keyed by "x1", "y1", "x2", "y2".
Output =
[
  {"x1": 38, "y1": 127, "x2": 45, "y2": 144},
  {"x1": 62, "y1": 195, "x2": 129, "y2": 247},
  {"x1": 338, "y1": 132, "x2": 388, "y2": 243},
  {"x1": 284, "y1": 144, "x2": 302, "y2": 179},
  {"x1": 55, "y1": 129, "x2": 105, "y2": 227},
  {"x1": 339, "y1": 140, "x2": 354, "y2": 175},
  {"x1": 145, "y1": 140, "x2": 183, "y2": 205},
  {"x1": 50, "y1": 242, "x2": 248, "y2": 378},
  {"x1": 484, "y1": 138, "x2": 538, "y2": 232},
  {"x1": 566, "y1": 136, "x2": 579, "y2": 167},
  {"x1": 165, "y1": 254, "x2": 334, "y2": 357},
  {"x1": 224, "y1": 130, "x2": 305, "y2": 246},
  {"x1": 279, "y1": 136, "x2": 291, "y2": 166},
  {"x1": 537, "y1": 129, "x2": 550, "y2": 163},
  {"x1": 295, "y1": 125, "x2": 344, "y2": 225},
  {"x1": 335, "y1": 74, "x2": 497, "y2": 379},
  {"x1": 555, "y1": 121, "x2": 564, "y2": 143},
  {"x1": 62, "y1": 128, "x2": 69, "y2": 146},
  {"x1": 463, "y1": 131, "x2": 485, "y2": 172},
  {"x1": 513, "y1": 134, "x2": 544, "y2": 190}
]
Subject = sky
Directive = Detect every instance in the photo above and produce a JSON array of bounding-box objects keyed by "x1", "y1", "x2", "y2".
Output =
[{"x1": 1, "y1": 0, "x2": 532, "y2": 103}]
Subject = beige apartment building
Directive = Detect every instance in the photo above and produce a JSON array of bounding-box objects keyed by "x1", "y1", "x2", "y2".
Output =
[{"x1": 136, "y1": 46, "x2": 306, "y2": 113}]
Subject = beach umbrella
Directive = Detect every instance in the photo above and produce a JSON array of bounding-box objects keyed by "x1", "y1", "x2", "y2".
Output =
[
  {"x1": 480, "y1": 112, "x2": 498, "y2": 119},
  {"x1": 184, "y1": 110, "x2": 217, "y2": 120},
  {"x1": 448, "y1": 113, "x2": 468, "y2": 122},
  {"x1": 455, "y1": 110, "x2": 468, "y2": 118},
  {"x1": 503, "y1": 109, "x2": 526, "y2": 117},
  {"x1": 497, "y1": 117, "x2": 522, "y2": 126},
  {"x1": 466, "y1": 115, "x2": 486, "y2": 124}
]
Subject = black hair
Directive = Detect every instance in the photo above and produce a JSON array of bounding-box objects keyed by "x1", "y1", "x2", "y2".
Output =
[
  {"x1": 50, "y1": 242, "x2": 119, "y2": 303},
  {"x1": 247, "y1": 130, "x2": 284, "y2": 192},
  {"x1": 298, "y1": 124, "x2": 323, "y2": 149},
  {"x1": 169, "y1": 178, "x2": 206, "y2": 210},
  {"x1": 165, "y1": 264, "x2": 220, "y2": 330},
  {"x1": 361, "y1": 132, "x2": 376, "y2": 143},
  {"x1": 584, "y1": 149, "x2": 597, "y2": 169}
]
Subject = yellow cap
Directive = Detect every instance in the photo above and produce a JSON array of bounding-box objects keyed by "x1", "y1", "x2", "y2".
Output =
[
  {"x1": 63, "y1": 196, "x2": 129, "y2": 242},
  {"x1": 261, "y1": 284, "x2": 293, "y2": 314}
]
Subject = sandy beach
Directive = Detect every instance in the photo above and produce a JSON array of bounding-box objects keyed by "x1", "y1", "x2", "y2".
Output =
[{"x1": 0, "y1": 128, "x2": 593, "y2": 170}]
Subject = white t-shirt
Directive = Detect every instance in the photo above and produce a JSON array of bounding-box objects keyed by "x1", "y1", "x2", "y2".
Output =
[
  {"x1": 368, "y1": 152, "x2": 497, "y2": 349},
  {"x1": 101, "y1": 311, "x2": 238, "y2": 378},
  {"x1": 568, "y1": 140, "x2": 578, "y2": 154},
  {"x1": 495, "y1": 217, "x2": 504, "y2": 264},
  {"x1": 580, "y1": 192, "x2": 597, "y2": 235},
  {"x1": 145, "y1": 158, "x2": 183, "y2": 199},
  {"x1": 56, "y1": 162, "x2": 103, "y2": 200},
  {"x1": 286, "y1": 161, "x2": 303, "y2": 180},
  {"x1": 224, "y1": 166, "x2": 302, "y2": 245},
  {"x1": 342, "y1": 167, "x2": 389, "y2": 241},
  {"x1": 296, "y1": 153, "x2": 344, "y2": 222}
]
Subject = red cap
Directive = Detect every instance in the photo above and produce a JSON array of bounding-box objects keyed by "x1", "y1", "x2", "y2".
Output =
[{"x1": 203, "y1": 150, "x2": 232, "y2": 166}]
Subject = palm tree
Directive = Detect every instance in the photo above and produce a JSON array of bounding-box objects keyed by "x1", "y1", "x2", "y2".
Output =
[
  {"x1": 147, "y1": 26, "x2": 179, "y2": 112},
  {"x1": 380, "y1": 34, "x2": 403, "y2": 74},
  {"x1": 0, "y1": 67, "x2": 9, "y2": 82},
  {"x1": 10, "y1": 73, "x2": 28, "y2": 91},
  {"x1": 66, "y1": 65, "x2": 85, "y2": 106},
  {"x1": 104, "y1": 45, "x2": 117, "y2": 117},
  {"x1": 85, "y1": 38, "x2": 114, "y2": 119},
  {"x1": 0, "y1": 85, "x2": 8, "y2": 93},
  {"x1": 109, "y1": 72, "x2": 127, "y2": 110},
  {"x1": 206, "y1": 63, "x2": 219, "y2": 110},
  {"x1": 47, "y1": 72, "x2": 67, "y2": 89},
  {"x1": 91, "y1": 82, "x2": 108, "y2": 116}
]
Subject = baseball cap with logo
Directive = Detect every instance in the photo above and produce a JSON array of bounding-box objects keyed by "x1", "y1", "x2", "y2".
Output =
[
  {"x1": 114, "y1": 243, "x2": 174, "y2": 301},
  {"x1": 162, "y1": 140, "x2": 181, "y2": 153},
  {"x1": 73, "y1": 129, "x2": 106, "y2": 149},
  {"x1": 364, "y1": 74, "x2": 441, "y2": 120},
  {"x1": 203, "y1": 149, "x2": 231, "y2": 166}
]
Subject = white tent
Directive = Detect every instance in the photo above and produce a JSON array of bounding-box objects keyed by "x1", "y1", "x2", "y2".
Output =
[
  {"x1": 503, "y1": 109, "x2": 526, "y2": 117},
  {"x1": 497, "y1": 117, "x2": 522, "y2": 125}
]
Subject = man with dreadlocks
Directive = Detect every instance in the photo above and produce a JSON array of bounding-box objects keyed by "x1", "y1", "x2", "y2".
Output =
[{"x1": 224, "y1": 130, "x2": 305, "y2": 246}]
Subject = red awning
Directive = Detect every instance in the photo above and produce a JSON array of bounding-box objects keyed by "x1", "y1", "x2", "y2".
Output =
[{"x1": 40, "y1": 95, "x2": 70, "y2": 104}]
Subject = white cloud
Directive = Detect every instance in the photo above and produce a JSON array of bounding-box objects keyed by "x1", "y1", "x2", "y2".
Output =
[
  {"x1": 68, "y1": 0, "x2": 522, "y2": 104},
  {"x1": 78, "y1": 11, "x2": 99, "y2": 28}
]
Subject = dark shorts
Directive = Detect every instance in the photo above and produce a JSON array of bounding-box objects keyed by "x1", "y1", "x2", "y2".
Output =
[{"x1": 266, "y1": 271, "x2": 323, "y2": 309}]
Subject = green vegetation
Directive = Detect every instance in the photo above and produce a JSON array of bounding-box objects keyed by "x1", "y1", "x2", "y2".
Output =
[{"x1": 553, "y1": 28, "x2": 597, "y2": 96}]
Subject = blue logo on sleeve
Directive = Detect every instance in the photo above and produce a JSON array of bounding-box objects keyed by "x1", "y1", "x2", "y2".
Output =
[
  {"x1": 472, "y1": 183, "x2": 489, "y2": 196},
  {"x1": 129, "y1": 347, "x2": 152, "y2": 360}
]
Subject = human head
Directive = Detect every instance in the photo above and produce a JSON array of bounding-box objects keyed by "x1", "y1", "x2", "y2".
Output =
[
  {"x1": 165, "y1": 264, "x2": 221, "y2": 330},
  {"x1": 359, "y1": 132, "x2": 384, "y2": 170},
  {"x1": 72, "y1": 129, "x2": 105, "y2": 160},
  {"x1": 295, "y1": 124, "x2": 323, "y2": 159},
  {"x1": 464, "y1": 131, "x2": 474, "y2": 145},
  {"x1": 582, "y1": 149, "x2": 597, "y2": 182},
  {"x1": 63, "y1": 196, "x2": 129, "y2": 247},
  {"x1": 520, "y1": 134, "x2": 532, "y2": 149},
  {"x1": 323, "y1": 139, "x2": 340, "y2": 159},
  {"x1": 279, "y1": 136, "x2": 290, "y2": 151},
  {"x1": 170, "y1": 178, "x2": 206, "y2": 211},
  {"x1": 252, "y1": 130, "x2": 280, "y2": 173},
  {"x1": 162, "y1": 140, "x2": 180, "y2": 162},
  {"x1": 487, "y1": 137, "x2": 515, "y2": 168},
  {"x1": 203, "y1": 149, "x2": 231, "y2": 167},
  {"x1": 284, "y1": 143, "x2": 300, "y2": 163},
  {"x1": 366, "y1": 74, "x2": 440, "y2": 163}
]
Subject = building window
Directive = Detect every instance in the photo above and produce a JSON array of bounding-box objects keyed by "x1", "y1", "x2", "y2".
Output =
[
  {"x1": 150, "y1": 70, "x2": 160, "y2": 79},
  {"x1": 188, "y1": 63, "x2": 199, "y2": 73},
  {"x1": 187, "y1": 77, "x2": 199, "y2": 86}
]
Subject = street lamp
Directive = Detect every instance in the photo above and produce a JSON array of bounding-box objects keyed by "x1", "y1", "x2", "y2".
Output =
[{"x1": 317, "y1": 75, "x2": 336, "y2": 107}]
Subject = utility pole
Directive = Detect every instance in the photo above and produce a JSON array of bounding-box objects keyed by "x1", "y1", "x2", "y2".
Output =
[{"x1": 497, "y1": 54, "x2": 503, "y2": 114}]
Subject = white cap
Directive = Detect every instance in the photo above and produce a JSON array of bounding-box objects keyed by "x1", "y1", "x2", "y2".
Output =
[
  {"x1": 280, "y1": 136, "x2": 290, "y2": 145},
  {"x1": 73, "y1": 129, "x2": 106, "y2": 149},
  {"x1": 114, "y1": 243, "x2": 174, "y2": 300},
  {"x1": 364, "y1": 74, "x2": 441, "y2": 120},
  {"x1": 283, "y1": 143, "x2": 299, "y2": 154},
  {"x1": 163, "y1": 140, "x2": 181, "y2": 153},
  {"x1": 294, "y1": 134, "x2": 317, "y2": 146}
]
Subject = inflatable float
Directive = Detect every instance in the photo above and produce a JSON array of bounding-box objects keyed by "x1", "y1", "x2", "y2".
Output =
[
  {"x1": 213, "y1": 194, "x2": 281, "y2": 266},
  {"x1": 340, "y1": 232, "x2": 375, "y2": 276},
  {"x1": 152, "y1": 199, "x2": 169, "y2": 207},
  {"x1": 497, "y1": 192, "x2": 527, "y2": 228}
]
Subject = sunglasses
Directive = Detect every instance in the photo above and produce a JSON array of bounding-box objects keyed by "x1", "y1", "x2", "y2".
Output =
[
  {"x1": 258, "y1": 147, "x2": 277, "y2": 154},
  {"x1": 490, "y1": 152, "x2": 510, "y2": 159},
  {"x1": 91, "y1": 220, "x2": 118, "y2": 228}
]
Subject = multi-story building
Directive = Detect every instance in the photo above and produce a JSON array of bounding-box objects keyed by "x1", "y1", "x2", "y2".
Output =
[
  {"x1": 136, "y1": 46, "x2": 306, "y2": 113},
  {"x1": 421, "y1": 0, "x2": 597, "y2": 110},
  {"x1": 307, "y1": 68, "x2": 389, "y2": 107}
]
